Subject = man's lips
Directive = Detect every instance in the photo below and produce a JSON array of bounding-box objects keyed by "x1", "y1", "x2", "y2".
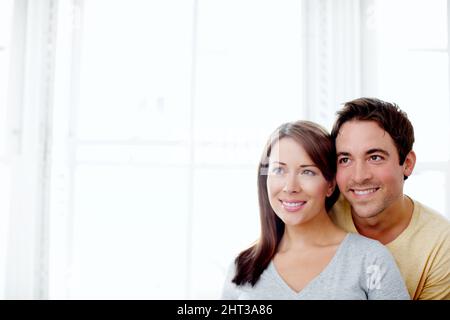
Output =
[{"x1": 348, "y1": 187, "x2": 380, "y2": 196}]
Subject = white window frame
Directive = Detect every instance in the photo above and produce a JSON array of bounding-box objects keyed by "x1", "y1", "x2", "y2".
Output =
[{"x1": 4, "y1": 0, "x2": 57, "y2": 299}]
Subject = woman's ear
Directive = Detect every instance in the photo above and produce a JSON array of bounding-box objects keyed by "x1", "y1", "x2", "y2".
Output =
[{"x1": 327, "y1": 180, "x2": 336, "y2": 197}]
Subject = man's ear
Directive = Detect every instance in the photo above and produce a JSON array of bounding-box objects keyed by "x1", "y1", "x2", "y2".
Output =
[
  {"x1": 327, "y1": 180, "x2": 336, "y2": 197},
  {"x1": 403, "y1": 150, "x2": 416, "y2": 178}
]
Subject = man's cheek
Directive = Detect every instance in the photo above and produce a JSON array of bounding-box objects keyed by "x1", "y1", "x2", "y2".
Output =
[{"x1": 335, "y1": 171, "x2": 347, "y2": 190}]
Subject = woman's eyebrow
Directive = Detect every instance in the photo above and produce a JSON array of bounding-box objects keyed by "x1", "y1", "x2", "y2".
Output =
[
  {"x1": 270, "y1": 161, "x2": 286, "y2": 165},
  {"x1": 269, "y1": 162, "x2": 317, "y2": 168}
]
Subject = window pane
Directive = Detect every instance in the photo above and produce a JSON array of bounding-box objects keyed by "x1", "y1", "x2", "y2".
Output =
[
  {"x1": 76, "y1": 144, "x2": 190, "y2": 166},
  {"x1": 405, "y1": 170, "x2": 446, "y2": 217},
  {"x1": 375, "y1": 0, "x2": 447, "y2": 49},
  {"x1": 194, "y1": 140, "x2": 262, "y2": 166},
  {"x1": 77, "y1": 0, "x2": 193, "y2": 141},
  {"x1": 70, "y1": 166, "x2": 189, "y2": 299},
  {"x1": 377, "y1": 52, "x2": 449, "y2": 162},
  {"x1": 194, "y1": 0, "x2": 304, "y2": 149},
  {"x1": 191, "y1": 168, "x2": 260, "y2": 298}
]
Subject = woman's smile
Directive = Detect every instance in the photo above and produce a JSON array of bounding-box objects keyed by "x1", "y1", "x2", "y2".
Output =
[{"x1": 279, "y1": 199, "x2": 307, "y2": 212}]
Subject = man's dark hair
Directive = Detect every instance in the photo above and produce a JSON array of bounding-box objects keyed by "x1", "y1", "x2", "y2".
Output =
[{"x1": 331, "y1": 97, "x2": 414, "y2": 178}]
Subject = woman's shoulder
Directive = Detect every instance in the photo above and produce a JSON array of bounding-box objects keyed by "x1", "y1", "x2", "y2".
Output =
[
  {"x1": 336, "y1": 233, "x2": 399, "y2": 279},
  {"x1": 344, "y1": 232, "x2": 392, "y2": 258}
]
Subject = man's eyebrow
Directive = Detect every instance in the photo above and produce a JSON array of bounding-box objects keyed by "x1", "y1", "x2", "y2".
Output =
[
  {"x1": 367, "y1": 148, "x2": 390, "y2": 156},
  {"x1": 337, "y1": 149, "x2": 390, "y2": 157},
  {"x1": 336, "y1": 152, "x2": 351, "y2": 157}
]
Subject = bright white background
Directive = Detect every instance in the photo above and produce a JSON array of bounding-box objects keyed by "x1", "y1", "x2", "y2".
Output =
[{"x1": 0, "y1": 0, "x2": 449, "y2": 299}]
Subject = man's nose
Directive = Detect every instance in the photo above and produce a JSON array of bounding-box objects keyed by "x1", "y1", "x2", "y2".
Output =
[{"x1": 352, "y1": 161, "x2": 372, "y2": 184}]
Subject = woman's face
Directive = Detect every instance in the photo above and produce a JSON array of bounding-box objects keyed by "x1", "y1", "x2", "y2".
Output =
[{"x1": 266, "y1": 137, "x2": 334, "y2": 227}]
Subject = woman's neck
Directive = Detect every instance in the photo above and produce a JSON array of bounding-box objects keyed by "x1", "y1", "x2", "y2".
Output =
[{"x1": 278, "y1": 211, "x2": 346, "y2": 252}]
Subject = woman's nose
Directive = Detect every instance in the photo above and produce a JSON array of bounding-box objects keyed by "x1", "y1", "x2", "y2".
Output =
[{"x1": 283, "y1": 174, "x2": 301, "y2": 193}]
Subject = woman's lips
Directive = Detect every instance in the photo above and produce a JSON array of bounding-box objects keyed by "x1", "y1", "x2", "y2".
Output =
[{"x1": 279, "y1": 200, "x2": 307, "y2": 212}]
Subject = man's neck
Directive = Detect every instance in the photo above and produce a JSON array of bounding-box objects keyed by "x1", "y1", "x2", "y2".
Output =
[{"x1": 351, "y1": 195, "x2": 414, "y2": 245}]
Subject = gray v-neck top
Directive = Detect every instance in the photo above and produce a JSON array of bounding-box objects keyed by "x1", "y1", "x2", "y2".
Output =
[{"x1": 221, "y1": 233, "x2": 410, "y2": 300}]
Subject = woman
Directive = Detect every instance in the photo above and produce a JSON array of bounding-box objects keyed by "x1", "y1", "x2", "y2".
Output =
[{"x1": 221, "y1": 120, "x2": 409, "y2": 299}]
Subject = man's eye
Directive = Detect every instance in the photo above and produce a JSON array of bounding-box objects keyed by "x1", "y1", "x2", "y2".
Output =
[
  {"x1": 338, "y1": 157, "x2": 349, "y2": 164},
  {"x1": 370, "y1": 155, "x2": 383, "y2": 161}
]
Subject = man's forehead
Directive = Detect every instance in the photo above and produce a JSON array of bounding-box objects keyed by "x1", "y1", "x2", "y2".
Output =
[
  {"x1": 336, "y1": 121, "x2": 395, "y2": 151},
  {"x1": 338, "y1": 119, "x2": 386, "y2": 133}
]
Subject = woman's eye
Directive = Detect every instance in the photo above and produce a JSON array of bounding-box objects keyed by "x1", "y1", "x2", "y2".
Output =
[
  {"x1": 271, "y1": 167, "x2": 284, "y2": 175},
  {"x1": 302, "y1": 169, "x2": 316, "y2": 176}
]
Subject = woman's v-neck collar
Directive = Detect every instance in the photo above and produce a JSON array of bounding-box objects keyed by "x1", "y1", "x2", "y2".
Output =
[{"x1": 268, "y1": 233, "x2": 351, "y2": 298}]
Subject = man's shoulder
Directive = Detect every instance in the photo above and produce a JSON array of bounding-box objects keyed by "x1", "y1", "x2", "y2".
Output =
[
  {"x1": 411, "y1": 198, "x2": 450, "y2": 242},
  {"x1": 413, "y1": 199, "x2": 450, "y2": 227}
]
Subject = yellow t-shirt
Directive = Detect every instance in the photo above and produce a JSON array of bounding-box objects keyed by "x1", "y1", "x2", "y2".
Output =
[{"x1": 330, "y1": 195, "x2": 450, "y2": 300}]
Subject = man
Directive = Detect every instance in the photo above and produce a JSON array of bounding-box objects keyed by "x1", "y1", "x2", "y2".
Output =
[{"x1": 330, "y1": 97, "x2": 450, "y2": 300}]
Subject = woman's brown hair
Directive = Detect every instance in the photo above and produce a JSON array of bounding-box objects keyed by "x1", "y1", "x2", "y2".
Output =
[{"x1": 232, "y1": 120, "x2": 340, "y2": 286}]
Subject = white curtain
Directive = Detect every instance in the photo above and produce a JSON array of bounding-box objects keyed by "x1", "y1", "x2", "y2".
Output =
[{"x1": 302, "y1": 0, "x2": 362, "y2": 130}]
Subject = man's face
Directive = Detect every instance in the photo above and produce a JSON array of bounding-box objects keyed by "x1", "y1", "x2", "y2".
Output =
[{"x1": 335, "y1": 120, "x2": 410, "y2": 219}]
